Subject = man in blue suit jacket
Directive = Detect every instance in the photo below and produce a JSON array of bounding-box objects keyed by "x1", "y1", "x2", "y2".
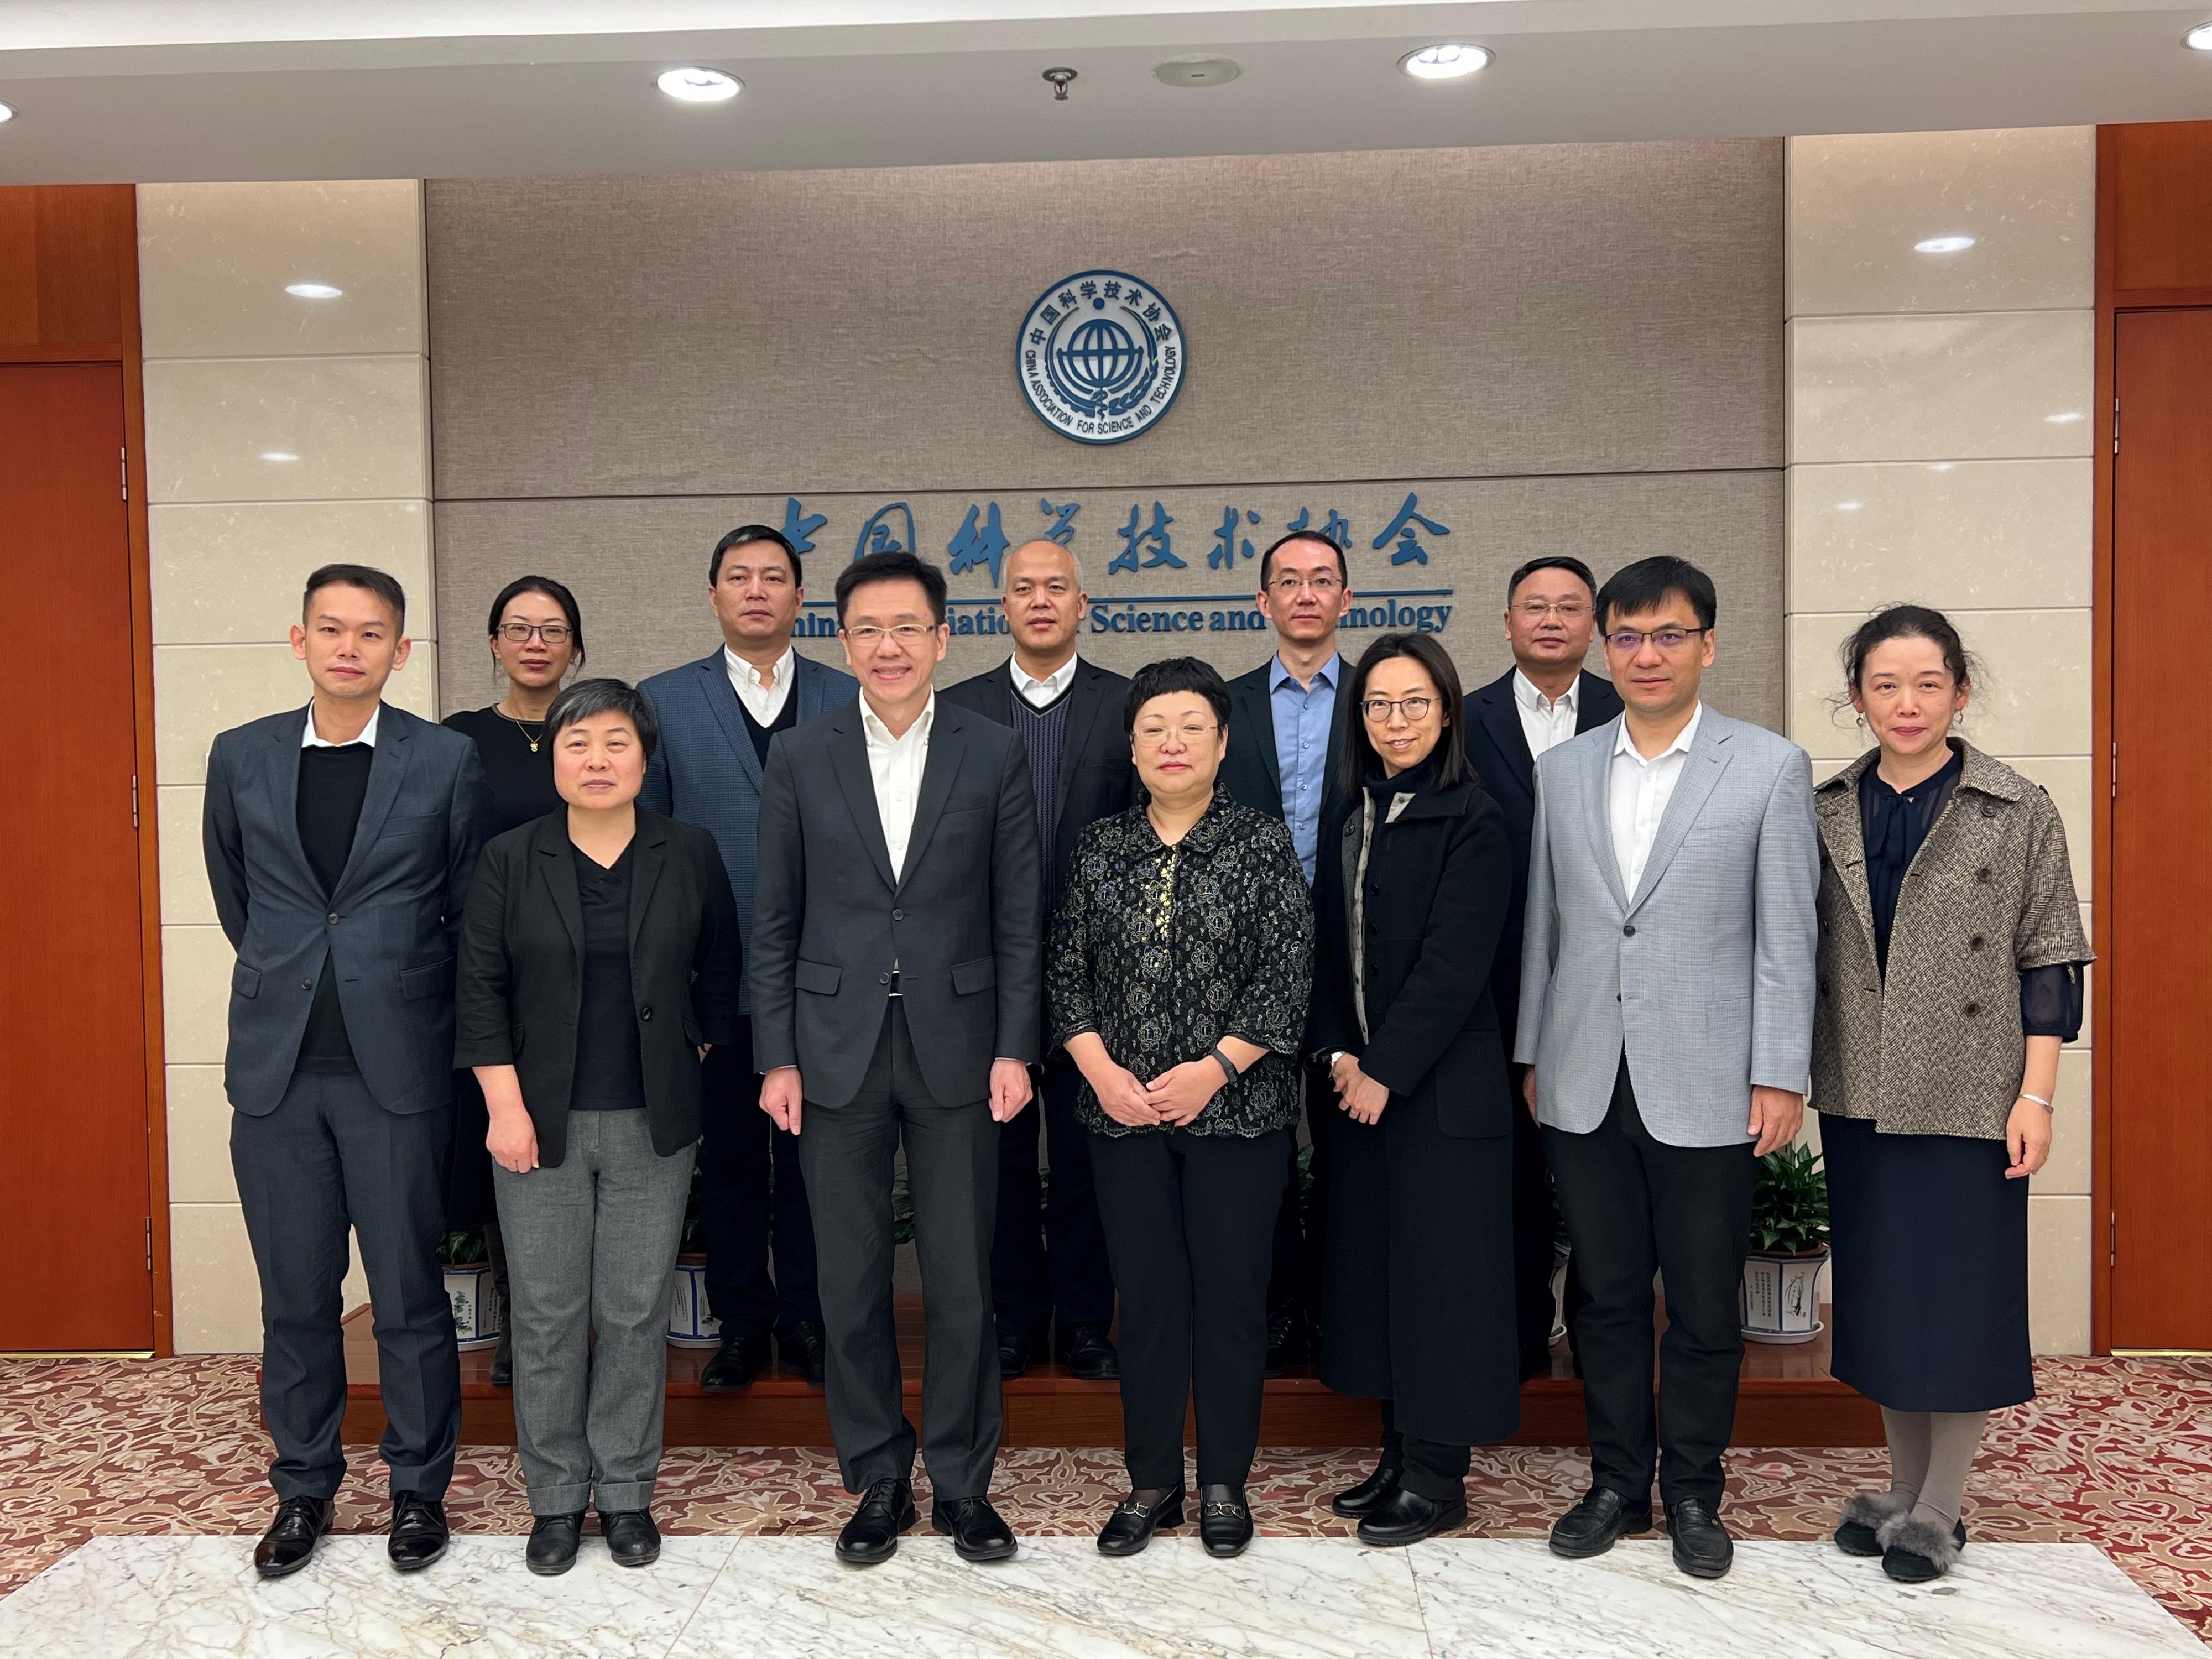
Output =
[{"x1": 640, "y1": 524, "x2": 857, "y2": 1391}]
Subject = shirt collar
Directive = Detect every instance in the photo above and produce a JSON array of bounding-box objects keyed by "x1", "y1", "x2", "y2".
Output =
[
  {"x1": 1613, "y1": 700, "x2": 1703, "y2": 761},
  {"x1": 1270, "y1": 651, "x2": 1341, "y2": 692},
  {"x1": 724, "y1": 643, "x2": 795, "y2": 692},
  {"x1": 1514, "y1": 669, "x2": 1578, "y2": 715},
  {"x1": 860, "y1": 690, "x2": 935, "y2": 750},
  {"x1": 1011, "y1": 653, "x2": 1080, "y2": 701},
  {"x1": 302, "y1": 703, "x2": 381, "y2": 748}
]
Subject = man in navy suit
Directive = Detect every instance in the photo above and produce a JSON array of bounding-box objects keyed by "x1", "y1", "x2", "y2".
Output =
[
  {"x1": 639, "y1": 525, "x2": 857, "y2": 1391},
  {"x1": 1463, "y1": 555, "x2": 1623, "y2": 1379}
]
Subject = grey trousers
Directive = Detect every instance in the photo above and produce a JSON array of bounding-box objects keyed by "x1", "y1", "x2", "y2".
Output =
[
  {"x1": 796, "y1": 1001, "x2": 1003, "y2": 1499},
  {"x1": 493, "y1": 1109, "x2": 693, "y2": 1515}
]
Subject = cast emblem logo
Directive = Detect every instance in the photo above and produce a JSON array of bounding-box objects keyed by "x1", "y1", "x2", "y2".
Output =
[{"x1": 1016, "y1": 270, "x2": 1185, "y2": 446}]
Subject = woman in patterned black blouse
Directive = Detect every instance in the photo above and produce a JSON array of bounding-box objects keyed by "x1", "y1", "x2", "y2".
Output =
[{"x1": 1048, "y1": 657, "x2": 1314, "y2": 1562}]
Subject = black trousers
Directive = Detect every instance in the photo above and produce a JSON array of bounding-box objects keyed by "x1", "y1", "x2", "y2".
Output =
[
  {"x1": 1378, "y1": 1399, "x2": 1473, "y2": 1502},
  {"x1": 795, "y1": 1001, "x2": 1001, "y2": 1499},
  {"x1": 1265, "y1": 1065, "x2": 1332, "y2": 1329},
  {"x1": 1090, "y1": 1125, "x2": 1288, "y2": 1491},
  {"x1": 992, "y1": 1050, "x2": 1115, "y2": 1343},
  {"x1": 1542, "y1": 1057, "x2": 1754, "y2": 1510},
  {"x1": 1509, "y1": 1067, "x2": 1564, "y2": 1379},
  {"x1": 700, "y1": 1018, "x2": 820, "y2": 1339},
  {"x1": 231, "y1": 1067, "x2": 460, "y2": 1503}
]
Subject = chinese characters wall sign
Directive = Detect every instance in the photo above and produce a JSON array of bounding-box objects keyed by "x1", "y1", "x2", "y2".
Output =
[{"x1": 1018, "y1": 270, "x2": 1186, "y2": 445}]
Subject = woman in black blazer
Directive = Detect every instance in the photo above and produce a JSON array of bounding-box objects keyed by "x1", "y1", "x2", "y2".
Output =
[
  {"x1": 456, "y1": 679, "x2": 740, "y2": 1577},
  {"x1": 1307, "y1": 633, "x2": 1521, "y2": 1546}
]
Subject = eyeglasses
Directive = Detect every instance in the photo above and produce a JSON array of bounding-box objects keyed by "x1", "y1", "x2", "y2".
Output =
[
  {"x1": 843, "y1": 623, "x2": 936, "y2": 646},
  {"x1": 1134, "y1": 722, "x2": 1220, "y2": 747},
  {"x1": 1605, "y1": 626, "x2": 1709, "y2": 654},
  {"x1": 1267, "y1": 573, "x2": 1344, "y2": 597},
  {"x1": 1512, "y1": 601, "x2": 1589, "y2": 620},
  {"x1": 1360, "y1": 696, "x2": 1435, "y2": 723},
  {"x1": 497, "y1": 623, "x2": 572, "y2": 645}
]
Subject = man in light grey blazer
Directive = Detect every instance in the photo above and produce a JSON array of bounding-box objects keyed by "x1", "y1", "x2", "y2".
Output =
[{"x1": 1516, "y1": 556, "x2": 1817, "y2": 1582}]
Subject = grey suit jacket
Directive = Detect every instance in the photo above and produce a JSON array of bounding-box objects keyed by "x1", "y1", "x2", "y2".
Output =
[
  {"x1": 202, "y1": 703, "x2": 491, "y2": 1117},
  {"x1": 1514, "y1": 707, "x2": 1818, "y2": 1147},
  {"x1": 637, "y1": 648, "x2": 857, "y2": 1011},
  {"x1": 749, "y1": 697, "x2": 1044, "y2": 1110}
]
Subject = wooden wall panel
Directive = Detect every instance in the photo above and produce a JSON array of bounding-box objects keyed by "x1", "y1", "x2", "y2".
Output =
[
  {"x1": 0, "y1": 183, "x2": 133, "y2": 353},
  {"x1": 2109, "y1": 122, "x2": 2212, "y2": 301}
]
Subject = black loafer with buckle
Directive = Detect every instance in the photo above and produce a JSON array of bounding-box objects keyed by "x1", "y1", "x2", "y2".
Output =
[
  {"x1": 1198, "y1": 1484, "x2": 1254, "y2": 1558},
  {"x1": 1097, "y1": 1488, "x2": 1185, "y2": 1557}
]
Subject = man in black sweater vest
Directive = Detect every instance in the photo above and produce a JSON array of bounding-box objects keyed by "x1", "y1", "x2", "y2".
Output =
[{"x1": 203, "y1": 566, "x2": 489, "y2": 1580}]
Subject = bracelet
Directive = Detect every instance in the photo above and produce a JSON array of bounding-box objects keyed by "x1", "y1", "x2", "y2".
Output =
[
  {"x1": 2020, "y1": 1091, "x2": 2054, "y2": 1112},
  {"x1": 1209, "y1": 1044, "x2": 1241, "y2": 1084}
]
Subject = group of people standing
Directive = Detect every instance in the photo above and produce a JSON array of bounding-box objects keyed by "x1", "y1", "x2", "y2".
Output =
[{"x1": 202, "y1": 522, "x2": 2084, "y2": 1591}]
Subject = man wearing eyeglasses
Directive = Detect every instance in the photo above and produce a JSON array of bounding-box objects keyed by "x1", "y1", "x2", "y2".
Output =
[
  {"x1": 639, "y1": 525, "x2": 856, "y2": 1394},
  {"x1": 1464, "y1": 557, "x2": 1624, "y2": 1383},
  {"x1": 750, "y1": 551, "x2": 1043, "y2": 1567},
  {"x1": 1219, "y1": 530, "x2": 1355, "y2": 1376},
  {"x1": 1516, "y1": 555, "x2": 1817, "y2": 1582}
]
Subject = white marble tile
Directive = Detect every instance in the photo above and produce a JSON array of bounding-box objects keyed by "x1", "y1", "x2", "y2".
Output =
[
  {"x1": 670, "y1": 1536, "x2": 1429, "y2": 1659},
  {"x1": 152, "y1": 500, "x2": 434, "y2": 646},
  {"x1": 0, "y1": 1535, "x2": 733, "y2": 1657},
  {"x1": 1408, "y1": 1540, "x2": 2201, "y2": 1658},
  {"x1": 1788, "y1": 312, "x2": 2093, "y2": 465},
  {"x1": 144, "y1": 356, "x2": 430, "y2": 504},
  {"x1": 1788, "y1": 128, "x2": 2094, "y2": 317}
]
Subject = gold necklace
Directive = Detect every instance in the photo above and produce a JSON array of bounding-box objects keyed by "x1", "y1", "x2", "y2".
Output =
[{"x1": 495, "y1": 701, "x2": 548, "y2": 753}]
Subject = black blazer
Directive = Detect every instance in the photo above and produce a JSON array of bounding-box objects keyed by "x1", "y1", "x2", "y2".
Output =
[
  {"x1": 1218, "y1": 653, "x2": 1353, "y2": 831},
  {"x1": 938, "y1": 658, "x2": 1135, "y2": 901},
  {"x1": 1307, "y1": 773, "x2": 1515, "y2": 1139},
  {"x1": 455, "y1": 808, "x2": 743, "y2": 1167},
  {"x1": 750, "y1": 697, "x2": 1044, "y2": 1110},
  {"x1": 1462, "y1": 666, "x2": 1623, "y2": 1043}
]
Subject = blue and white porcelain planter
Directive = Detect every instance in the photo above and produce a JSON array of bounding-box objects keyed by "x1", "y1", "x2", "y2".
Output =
[
  {"x1": 1739, "y1": 1249, "x2": 1827, "y2": 1345},
  {"x1": 667, "y1": 1255, "x2": 721, "y2": 1348},
  {"x1": 444, "y1": 1262, "x2": 503, "y2": 1352}
]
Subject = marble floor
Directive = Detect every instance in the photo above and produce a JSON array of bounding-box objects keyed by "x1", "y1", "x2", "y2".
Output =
[{"x1": 0, "y1": 1534, "x2": 2200, "y2": 1658}]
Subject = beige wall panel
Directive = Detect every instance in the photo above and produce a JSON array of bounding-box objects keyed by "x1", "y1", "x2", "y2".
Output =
[
  {"x1": 1786, "y1": 458, "x2": 2091, "y2": 614},
  {"x1": 155, "y1": 640, "x2": 440, "y2": 786},
  {"x1": 165, "y1": 1065, "x2": 236, "y2": 1206},
  {"x1": 2027, "y1": 1193, "x2": 2091, "y2": 1355},
  {"x1": 426, "y1": 142, "x2": 1782, "y2": 500},
  {"x1": 144, "y1": 356, "x2": 429, "y2": 504},
  {"x1": 139, "y1": 180, "x2": 426, "y2": 360},
  {"x1": 160, "y1": 922, "x2": 235, "y2": 1068},
  {"x1": 169, "y1": 1203, "x2": 259, "y2": 1354},
  {"x1": 2033, "y1": 1048, "x2": 2094, "y2": 1197},
  {"x1": 158, "y1": 785, "x2": 215, "y2": 926},
  {"x1": 152, "y1": 500, "x2": 434, "y2": 645},
  {"x1": 1788, "y1": 312, "x2": 2093, "y2": 465},
  {"x1": 1787, "y1": 128, "x2": 2093, "y2": 318}
]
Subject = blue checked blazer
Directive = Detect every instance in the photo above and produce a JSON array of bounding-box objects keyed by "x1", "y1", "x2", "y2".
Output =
[{"x1": 638, "y1": 648, "x2": 857, "y2": 1011}]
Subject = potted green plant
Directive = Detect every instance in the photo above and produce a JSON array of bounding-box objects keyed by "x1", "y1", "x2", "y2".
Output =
[
  {"x1": 1740, "y1": 1143, "x2": 1829, "y2": 1345},
  {"x1": 439, "y1": 1228, "x2": 503, "y2": 1352},
  {"x1": 667, "y1": 1164, "x2": 719, "y2": 1349}
]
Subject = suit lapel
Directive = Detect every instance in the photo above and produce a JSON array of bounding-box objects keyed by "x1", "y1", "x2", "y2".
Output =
[
  {"x1": 533, "y1": 815, "x2": 585, "y2": 956},
  {"x1": 897, "y1": 705, "x2": 966, "y2": 891},
  {"x1": 1056, "y1": 664, "x2": 1109, "y2": 813},
  {"x1": 1626, "y1": 718, "x2": 1734, "y2": 916},
  {"x1": 1817, "y1": 770, "x2": 1878, "y2": 948},
  {"x1": 1322, "y1": 656, "x2": 1348, "y2": 807},
  {"x1": 1238, "y1": 671, "x2": 1282, "y2": 801},
  {"x1": 333, "y1": 709, "x2": 409, "y2": 899},
  {"x1": 1580, "y1": 726, "x2": 1632, "y2": 915},
  {"x1": 269, "y1": 709, "x2": 315, "y2": 886},
  {"x1": 627, "y1": 817, "x2": 667, "y2": 953},
  {"x1": 699, "y1": 653, "x2": 765, "y2": 796},
  {"x1": 1476, "y1": 684, "x2": 1535, "y2": 806},
  {"x1": 828, "y1": 711, "x2": 899, "y2": 893},
  {"x1": 1576, "y1": 671, "x2": 1623, "y2": 734}
]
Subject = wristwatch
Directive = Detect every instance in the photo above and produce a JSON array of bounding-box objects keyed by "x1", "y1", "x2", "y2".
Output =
[{"x1": 1209, "y1": 1044, "x2": 1241, "y2": 1084}]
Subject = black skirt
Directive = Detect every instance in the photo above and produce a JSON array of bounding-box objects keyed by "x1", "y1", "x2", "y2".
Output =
[{"x1": 1821, "y1": 1110, "x2": 2032, "y2": 1413}]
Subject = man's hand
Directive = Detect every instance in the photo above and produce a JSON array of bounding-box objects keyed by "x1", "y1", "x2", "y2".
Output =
[
  {"x1": 1144, "y1": 1060, "x2": 1224, "y2": 1126},
  {"x1": 760, "y1": 1066, "x2": 805, "y2": 1135},
  {"x1": 1521, "y1": 1067, "x2": 1539, "y2": 1123},
  {"x1": 989, "y1": 1057, "x2": 1034, "y2": 1124},
  {"x1": 1748, "y1": 1086, "x2": 1804, "y2": 1157}
]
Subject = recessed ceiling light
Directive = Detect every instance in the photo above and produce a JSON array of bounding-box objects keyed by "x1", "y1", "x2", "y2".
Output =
[
  {"x1": 0, "y1": 103, "x2": 15, "y2": 124},
  {"x1": 1154, "y1": 55, "x2": 1241, "y2": 88},
  {"x1": 285, "y1": 282, "x2": 343, "y2": 300},
  {"x1": 1400, "y1": 44, "x2": 1493, "y2": 80},
  {"x1": 2046, "y1": 411, "x2": 2084, "y2": 424},
  {"x1": 657, "y1": 67, "x2": 741, "y2": 103},
  {"x1": 1914, "y1": 235, "x2": 1975, "y2": 254},
  {"x1": 2186, "y1": 23, "x2": 2212, "y2": 49},
  {"x1": 260, "y1": 451, "x2": 300, "y2": 463}
]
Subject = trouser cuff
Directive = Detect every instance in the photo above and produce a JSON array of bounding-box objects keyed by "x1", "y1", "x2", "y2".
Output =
[
  {"x1": 593, "y1": 1480, "x2": 654, "y2": 1514},
  {"x1": 528, "y1": 1480, "x2": 593, "y2": 1515}
]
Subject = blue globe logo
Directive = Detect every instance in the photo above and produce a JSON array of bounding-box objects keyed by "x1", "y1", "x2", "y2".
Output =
[
  {"x1": 1017, "y1": 270, "x2": 1185, "y2": 445},
  {"x1": 1055, "y1": 316, "x2": 1145, "y2": 405}
]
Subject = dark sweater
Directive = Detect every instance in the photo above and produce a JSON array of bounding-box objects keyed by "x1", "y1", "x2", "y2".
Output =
[
  {"x1": 569, "y1": 839, "x2": 649, "y2": 1111},
  {"x1": 295, "y1": 742, "x2": 374, "y2": 1072},
  {"x1": 1008, "y1": 682, "x2": 1072, "y2": 907},
  {"x1": 737, "y1": 685, "x2": 801, "y2": 769}
]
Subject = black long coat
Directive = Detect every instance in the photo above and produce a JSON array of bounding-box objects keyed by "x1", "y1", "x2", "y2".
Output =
[{"x1": 1306, "y1": 770, "x2": 1521, "y2": 1446}]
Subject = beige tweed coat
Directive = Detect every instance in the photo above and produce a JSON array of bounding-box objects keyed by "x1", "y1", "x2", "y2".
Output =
[{"x1": 1811, "y1": 742, "x2": 2091, "y2": 1139}]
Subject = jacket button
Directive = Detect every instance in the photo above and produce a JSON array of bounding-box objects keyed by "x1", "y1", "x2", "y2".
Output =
[
  {"x1": 1969, "y1": 935, "x2": 1985, "y2": 951},
  {"x1": 1982, "y1": 804, "x2": 2000, "y2": 818},
  {"x1": 640, "y1": 1006, "x2": 654, "y2": 1022},
  {"x1": 893, "y1": 907, "x2": 905, "y2": 921},
  {"x1": 326, "y1": 912, "x2": 340, "y2": 925},
  {"x1": 1964, "y1": 1001, "x2": 1980, "y2": 1017},
  {"x1": 1623, "y1": 924, "x2": 1636, "y2": 937},
  {"x1": 301, "y1": 978, "x2": 312, "y2": 990},
  {"x1": 1977, "y1": 867, "x2": 1993, "y2": 884},
  {"x1": 879, "y1": 972, "x2": 890, "y2": 985}
]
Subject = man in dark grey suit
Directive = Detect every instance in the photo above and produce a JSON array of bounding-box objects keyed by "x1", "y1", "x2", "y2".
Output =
[
  {"x1": 202, "y1": 565, "x2": 490, "y2": 1580},
  {"x1": 639, "y1": 524, "x2": 857, "y2": 1392},
  {"x1": 751, "y1": 551, "x2": 1043, "y2": 1567}
]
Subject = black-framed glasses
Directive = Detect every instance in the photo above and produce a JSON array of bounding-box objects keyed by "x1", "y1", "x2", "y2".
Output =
[
  {"x1": 1605, "y1": 625, "x2": 1708, "y2": 654},
  {"x1": 498, "y1": 623, "x2": 572, "y2": 645},
  {"x1": 1360, "y1": 696, "x2": 1435, "y2": 723}
]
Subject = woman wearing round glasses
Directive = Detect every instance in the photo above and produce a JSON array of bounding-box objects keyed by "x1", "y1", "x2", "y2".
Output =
[
  {"x1": 1308, "y1": 633, "x2": 1520, "y2": 1545},
  {"x1": 442, "y1": 576, "x2": 586, "y2": 1384}
]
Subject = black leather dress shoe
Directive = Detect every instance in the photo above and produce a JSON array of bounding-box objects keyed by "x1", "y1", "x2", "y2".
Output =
[
  {"x1": 1330, "y1": 1458, "x2": 1403, "y2": 1519},
  {"x1": 1357, "y1": 1485, "x2": 1468, "y2": 1547},
  {"x1": 933, "y1": 1496, "x2": 1018, "y2": 1562},
  {"x1": 1262, "y1": 1312, "x2": 1301, "y2": 1379},
  {"x1": 778, "y1": 1321, "x2": 828, "y2": 1386},
  {"x1": 526, "y1": 1512, "x2": 585, "y2": 1576},
  {"x1": 1548, "y1": 1488, "x2": 1653, "y2": 1559},
  {"x1": 1097, "y1": 1489, "x2": 1184, "y2": 1556},
  {"x1": 997, "y1": 1328, "x2": 1035, "y2": 1380},
  {"x1": 1665, "y1": 1498, "x2": 1735, "y2": 1580},
  {"x1": 835, "y1": 1478, "x2": 916, "y2": 1566},
  {"x1": 599, "y1": 1509, "x2": 661, "y2": 1568},
  {"x1": 700, "y1": 1331, "x2": 771, "y2": 1392},
  {"x1": 1198, "y1": 1484, "x2": 1254, "y2": 1558},
  {"x1": 388, "y1": 1493, "x2": 448, "y2": 1572},
  {"x1": 253, "y1": 1496, "x2": 332, "y2": 1579},
  {"x1": 489, "y1": 1327, "x2": 513, "y2": 1389},
  {"x1": 1059, "y1": 1324, "x2": 1120, "y2": 1381}
]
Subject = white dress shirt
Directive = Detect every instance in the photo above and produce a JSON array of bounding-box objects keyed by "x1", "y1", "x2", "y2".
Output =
[
  {"x1": 1608, "y1": 701, "x2": 1704, "y2": 900},
  {"x1": 1011, "y1": 652, "x2": 1081, "y2": 709},
  {"x1": 302, "y1": 703, "x2": 381, "y2": 748},
  {"x1": 860, "y1": 692, "x2": 935, "y2": 880},
  {"x1": 1513, "y1": 669, "x2": 1579, "y2": 760},
  {"x1": 726, "y1": 644, "x2": 796, "y2": 729}
]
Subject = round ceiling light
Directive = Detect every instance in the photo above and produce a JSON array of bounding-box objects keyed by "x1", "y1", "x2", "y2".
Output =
[
  {"x1": 1400, "y1": 44, "x2": 1493, "y2": 80},
  {"x1": 657, "y1": 67, "x2": 742, "y2": 103},
  {"x1": 1153, "y1": 55, "x2": 1241, "y2": 88},
  {"x1": 285, "y1": 282, "x2": 343, "y2": 299},
  {"x1": 2185, "y1": 23, "x2": 2212, "y2": 49},
  {"x1": 1914, "y1": 234, "x2": 1975, "y2": 254},
  {"x1": 0, "y1": 103, "x2": 15, "y2": 124}
]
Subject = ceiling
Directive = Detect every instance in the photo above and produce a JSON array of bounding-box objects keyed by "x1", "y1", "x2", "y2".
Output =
[{"x1": 2, "y1": 1, "x2": 2210, "y2": 182}]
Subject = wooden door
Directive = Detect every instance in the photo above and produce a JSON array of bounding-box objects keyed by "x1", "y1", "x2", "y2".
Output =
[
  {"x1": 2110, "y1": 308, "x2": 2212, "y2": 1350},
  {"x1": 0, "y1": 362, "x2": 154, "y2": 1350}
]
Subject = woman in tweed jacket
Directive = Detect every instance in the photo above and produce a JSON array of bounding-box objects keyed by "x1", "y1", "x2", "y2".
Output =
[{"x1": 1812, "y1": 606, "x2": 2090, "y2": 1587}]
